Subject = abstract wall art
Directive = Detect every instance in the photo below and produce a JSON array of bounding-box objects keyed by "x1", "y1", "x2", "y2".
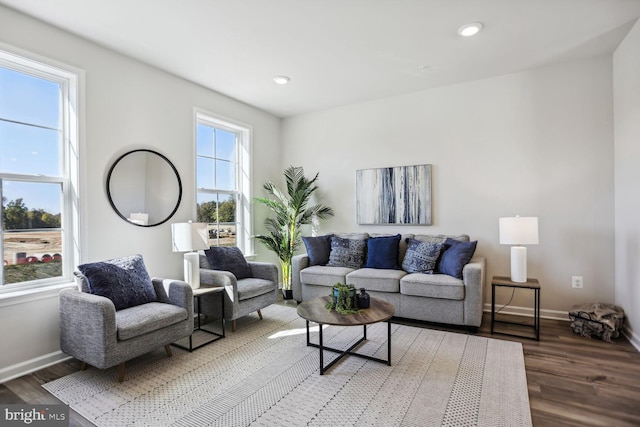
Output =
[{"x1": 356, "y1": 164, "x2": 432, "y2": 225}]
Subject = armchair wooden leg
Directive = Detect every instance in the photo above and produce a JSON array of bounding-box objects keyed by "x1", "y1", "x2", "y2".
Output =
[
  {"x1": 117, "y1": 363, "x2": 126, "y2": 382},
  {"x1": 80, "y1": 362, "x2": 88, "y2": 371},
  {"x1": 232, "y1": 320, "x2": 237, "y2": 332},
  {"x1": 165, "y1": 345, "x2": 173, "y2": 357},
  {"x1": 257, "y1": 309, "x2": 263, "y2": 320}
]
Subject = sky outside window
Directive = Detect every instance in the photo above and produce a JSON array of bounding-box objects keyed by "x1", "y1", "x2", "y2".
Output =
[{"x1": 0, "y1": 66, "x2": 62, "y2": 214}]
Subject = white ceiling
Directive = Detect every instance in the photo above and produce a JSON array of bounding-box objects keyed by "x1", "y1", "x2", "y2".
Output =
[{"x1": 2, "y1": 0, "x2": 640, "y2": 118}]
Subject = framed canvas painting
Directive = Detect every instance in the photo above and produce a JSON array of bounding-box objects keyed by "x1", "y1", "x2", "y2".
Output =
[{"x1": 356, "y1": 164, "x2": 432, "y2": 225}]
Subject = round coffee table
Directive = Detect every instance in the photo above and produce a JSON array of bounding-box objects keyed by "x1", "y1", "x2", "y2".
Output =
[{"x1": 296, "y1": 295, "x2": 395, "y2": 375}]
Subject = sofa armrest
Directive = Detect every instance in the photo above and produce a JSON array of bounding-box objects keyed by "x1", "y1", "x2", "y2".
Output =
[
  {"x1": 59, "y1": 288, "x2": 117, "y2": 366},
  {"x1": 462, "y1": 256, "x2": 486, "y2": 327},
  {"x1": 292, "y1": 254, "x2": 309, "y2": 302},
  {"x1": 248, "y1": 261, "x2": 279, "y2": 285},
  {"x1": 152, "y1": 278, "x2": 193, "y2": 314}
]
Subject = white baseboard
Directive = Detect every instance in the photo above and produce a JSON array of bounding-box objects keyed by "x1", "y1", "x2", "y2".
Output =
[
  {"x1": 622, "y1": 327, "x2": 640, "y2": 352},
  {"x1": 484, "y1": 304, "x2": 640, "y2": 352},
  {"x1": 483, "y1": 303, "x2": 569, "y2": 321},
  {"x1": 0, "y1": 351, "x2": 71, "y2": 384}
]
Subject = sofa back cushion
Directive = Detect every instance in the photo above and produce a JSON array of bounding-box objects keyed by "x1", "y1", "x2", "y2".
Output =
[{"x1": 77, "y1": 254, "x2": 157, "y2": 311}]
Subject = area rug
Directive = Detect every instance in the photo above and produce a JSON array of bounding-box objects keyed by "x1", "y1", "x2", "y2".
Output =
[{"x1": 43, "y1": 304, "x2": 532, "y2": 426}]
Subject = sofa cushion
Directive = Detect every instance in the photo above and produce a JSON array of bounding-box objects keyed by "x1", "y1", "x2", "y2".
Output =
[
  {"x1": 116, "y1": 302, "x2": 188, "y2": 341},
  {"x1": 346, "y1": 268, "x2": 407, "y2": 293},
  {"x1": 327, "y1": 236, "x2": 367, "y2": 269},
  {"x1": 402, "y1": 238, "x2": 443, "y2": 274},
  {"x1": 301, "y1": 265, "x2": 353, "y2": 287},
  {"x1": 302, "y1": 234, "x2": 333, "y2": 266},
  {"x1": 365, "y1": 234, "x2": 401, "y2": 269},
  {"x1": 400, "y1": 273, "x2": 465, "y2": 300},
  {"x1": 204, "y1": 246, "x2": 252, "y2": 279},
  {"x1": 78, "y1": 254, "x2": 157, "y2": 311},
  {"x1": 237, "y1": 278, "x2": 276, "y2": 301},
  {"x1": 437, "y1": 238, "x2": 478, "y2": 279}
]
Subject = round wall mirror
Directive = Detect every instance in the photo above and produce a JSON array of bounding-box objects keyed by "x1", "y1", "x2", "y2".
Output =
[{"x1": 106, "y1": 149, "x2": 182, "y2": 227}]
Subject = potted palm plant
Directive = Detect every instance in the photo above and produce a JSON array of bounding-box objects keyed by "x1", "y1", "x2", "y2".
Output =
[{"x1": 254, "y1": 166, "x2": 334, "y2": 299}]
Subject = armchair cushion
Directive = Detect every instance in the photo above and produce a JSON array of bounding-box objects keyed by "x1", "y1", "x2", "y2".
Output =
[
  {"x1": 237, "y1": 278, "x2": 278, "y2": 301},
  {"x1": 77, "y1": 254, "x2": 157, "y2": 311},
  {"x1": 116, "y1": 302, "x2": 188, "y2": 341},
  {"x1": 204, "y1": 246, "x2": 252, "y2": 279}
]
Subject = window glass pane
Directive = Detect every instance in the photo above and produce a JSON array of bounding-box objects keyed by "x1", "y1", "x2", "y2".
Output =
[
  {"x1": 2, "y1": 181, "x2": 62, "y2": 230},
  {"x1": 196, "y1": 124, "x2": 213, "y2": 158},
  {"x1": 0, "y1": 66, "x2": 60, "y2": 129},
  {"x1": 196, "y1": 192, "x2": 237, "y2": 247},
  {"x1": 215, "y1": 129, "x2": 236, "y2": 162},
  {"x1": 196, "y1": 156, "x2": 214, "y2": 189},
  {"x1": 0, "y1": 120, "x2": 61, "y2": 175},
  {"x1": 3, "y1": 230, "x2": 62, "y2": 284},
  {"x1": 215, "y1": 159, "x2": 235, "y2": 191}
]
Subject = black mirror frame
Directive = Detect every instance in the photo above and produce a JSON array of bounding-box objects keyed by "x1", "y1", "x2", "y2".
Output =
[{"x1": 106, "y1": 149, "x2": 182, "y2": 227}]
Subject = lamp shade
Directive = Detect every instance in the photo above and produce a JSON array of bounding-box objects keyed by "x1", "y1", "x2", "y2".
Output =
[
  {"x1": 171, "y1": 222, "x2": 209, "y2": 252},
  {"x1": 499, "y1": 217, "x2": 539, "y2": 245}
]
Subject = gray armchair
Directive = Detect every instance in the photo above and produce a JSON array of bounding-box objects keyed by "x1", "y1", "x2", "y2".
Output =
[
  {"x1": 59, "y1": 255, "x2": 193, "y2": 382},
  {"x1": 198, "y1": 254, "x2": 278, "y2": 332}
]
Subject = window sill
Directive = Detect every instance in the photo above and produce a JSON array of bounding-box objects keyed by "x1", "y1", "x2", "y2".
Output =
[{"x1": 0, "y1": 282, "x2": 75, "y2": 308}]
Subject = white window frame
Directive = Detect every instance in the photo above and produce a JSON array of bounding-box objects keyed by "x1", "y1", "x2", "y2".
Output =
[
  {"x1": 0, "y1": 46, "x2": 81, "y2": 293},
  {"x1": 194, "y1": 109, "x2": 253, "y2": 256}
]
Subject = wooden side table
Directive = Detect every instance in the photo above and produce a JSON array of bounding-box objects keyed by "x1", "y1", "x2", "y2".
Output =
[
  {"x1": 173, "y1": 286, "x2": 225, "y2": 352},
  {"x1": 491, "y1": 276, "x2": 540, "y2": 341}
]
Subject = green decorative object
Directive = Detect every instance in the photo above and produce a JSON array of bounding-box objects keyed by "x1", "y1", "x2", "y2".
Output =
[
  {"x1": 254, "y1": 166, "x2": 334, "y2": 296},
  {"x1": 326, "y1": 283, "x2": 361, "y2": 314}
]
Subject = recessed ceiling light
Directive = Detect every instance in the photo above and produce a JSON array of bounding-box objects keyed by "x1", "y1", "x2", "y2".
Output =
[
  {"x1": 273, "y1": 76, "x2": 291, "y2": 85},
  {"x1": 457, "y1": 22, "x2": 483, "y2": 37}
]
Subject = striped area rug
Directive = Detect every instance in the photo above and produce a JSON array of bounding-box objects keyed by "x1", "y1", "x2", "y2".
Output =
[{"x1": 43, "y1": 304, "x2": 532, "y2": 426}]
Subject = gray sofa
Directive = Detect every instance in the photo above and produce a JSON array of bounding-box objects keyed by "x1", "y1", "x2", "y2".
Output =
[{"x1": 292, "y1": 233, "x2": 486, "y2": 328}]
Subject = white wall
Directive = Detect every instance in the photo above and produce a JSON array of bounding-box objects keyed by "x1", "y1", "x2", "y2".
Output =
[
  {"x1": 0, "y1": 5, "x2": 281, "y2": 380},
  {"x1": 282, "y1": 56, "x2": 615, "y2": 316},
  {"x1": 613, "y1": 19, "x2": 640, "y2": 348}
]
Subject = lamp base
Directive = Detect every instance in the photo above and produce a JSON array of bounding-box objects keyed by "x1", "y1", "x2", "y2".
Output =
[
  {"x1": 510, "y1": 246, "x2": 527, "y2": 283},
  {"x1": 183, "y1": 252, "x2": 201, "y2": 289}
]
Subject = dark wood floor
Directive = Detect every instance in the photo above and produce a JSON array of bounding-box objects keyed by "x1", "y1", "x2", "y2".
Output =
[{"x1": 2, "y1": 301, "x2": 639, "y2": 427}]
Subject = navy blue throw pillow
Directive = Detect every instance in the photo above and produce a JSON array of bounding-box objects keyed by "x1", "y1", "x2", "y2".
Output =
[
  {"x1": 78, "y1": 254, "x2": 157, "y2": 311},
  {"x1": 402, "y1": 238, "x2": 443, "y2": 274},
  {"x1": 365, "y1": 234, "x2": 401, "y2": 269},
  {"x1": 438, "y1": 238, "x2": 478, "y2": 279},
  {"x1": 303, "y1": 234, "x2": 333, "y2": 266},
  {"x1": 204, "y1": 246, "x2": 253, "y2": 279}
]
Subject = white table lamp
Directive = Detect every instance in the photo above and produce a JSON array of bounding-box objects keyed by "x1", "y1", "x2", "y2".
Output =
[
  {"x1": 499, "y1": 216, "x2": 539, "y2": 283},
  {"x1": 171, "y1": 222, "x2": 209, "y2": 289}
]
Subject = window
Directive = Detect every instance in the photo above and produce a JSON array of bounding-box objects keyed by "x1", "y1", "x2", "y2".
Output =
[
  {"x1": 0, "y1": 48, "x2": 80, "y2": 289},
  {"x1": 195, "y1": 111, "x2": 252, "y2": 254}
]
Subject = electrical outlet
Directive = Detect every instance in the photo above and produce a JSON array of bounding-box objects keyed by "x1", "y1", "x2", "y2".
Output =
[{"x1": 572, "y1": 276, "x2": 583, "y2": 289}]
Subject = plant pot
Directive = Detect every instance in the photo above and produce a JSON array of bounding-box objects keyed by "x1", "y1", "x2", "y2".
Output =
[
  {"x1": 332, "y1": 287, "x2": 356, "y2": 307},
  {"x1": 282, "y1": 289, "x2": 293, "y2": 300}
]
